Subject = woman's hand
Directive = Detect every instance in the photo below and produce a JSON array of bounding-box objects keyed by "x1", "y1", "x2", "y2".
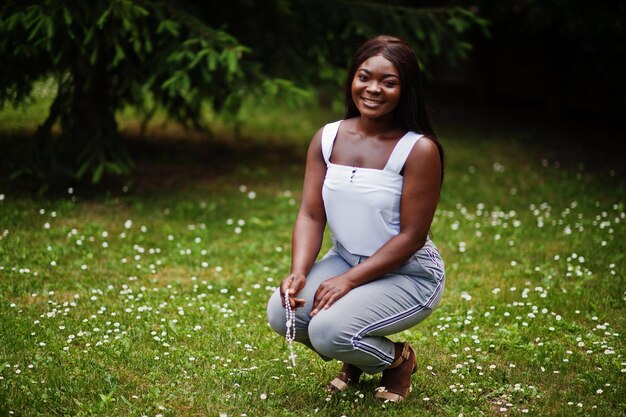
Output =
[
  {"x1": 310, "y1": 275, "x2": 353, "y2": 317},
  {"x1": 280, "y1": 272, "x2": 306, "y2": 309}
]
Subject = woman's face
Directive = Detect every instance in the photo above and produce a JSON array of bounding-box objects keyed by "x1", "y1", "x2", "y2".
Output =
[{"x1": 351, "y1": 54, "x2": 401, "y2": 121}]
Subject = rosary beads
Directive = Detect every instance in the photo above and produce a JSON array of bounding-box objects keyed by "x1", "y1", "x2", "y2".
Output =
[{"x1": 284, "y1": 292, "x2": 297, "y2": 367}]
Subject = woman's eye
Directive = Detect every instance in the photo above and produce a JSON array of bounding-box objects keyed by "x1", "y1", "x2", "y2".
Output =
[{"x1": 358, "y1": 75, "x2": 367, "y2": 81}]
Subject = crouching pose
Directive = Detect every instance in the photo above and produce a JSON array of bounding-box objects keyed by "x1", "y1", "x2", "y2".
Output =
[{"x1": 267, "y1": 35, "x2": 445, "y2": 403}]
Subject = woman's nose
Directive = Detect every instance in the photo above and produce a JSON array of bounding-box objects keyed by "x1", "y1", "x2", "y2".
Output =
[{"x1": 366, "y1": 82, "x2": 381, "y2": 93}]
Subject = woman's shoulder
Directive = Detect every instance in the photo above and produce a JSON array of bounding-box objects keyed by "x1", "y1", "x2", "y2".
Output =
[
  {"x1": 336, "y1": 117, "x2": 359, "y2": 132},
  {"x1": 404, "y1": 134, "x2": 442, "y2": 176},
  {"x1": 321, "y1": 118, "x2": 351, "y2": 131},
  {"x1": 309, "y1": 119, "x2": 341, "y2": 148},
  {"x1": 312, "y1": 118, "x2": 350, "y2": 142},
  {"x1": 410, "y1": 135, "x2": 440, "y2": 157}
]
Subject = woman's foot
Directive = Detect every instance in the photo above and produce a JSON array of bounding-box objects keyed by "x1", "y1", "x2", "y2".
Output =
[
  {"x1": 327, "y1": 362, "x2": 363, "y2": 394},
  {"x1": 375, "y1": 342, "x2": 417, "y2": 402}
]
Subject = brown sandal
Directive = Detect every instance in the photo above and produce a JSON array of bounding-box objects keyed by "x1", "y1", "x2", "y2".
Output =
[
  {"x1": 327, "y1": 362, "x2": 363, "y2": 394},
  {"x1": 374, "y1": 342, "x2": 417, "y2": 402}
]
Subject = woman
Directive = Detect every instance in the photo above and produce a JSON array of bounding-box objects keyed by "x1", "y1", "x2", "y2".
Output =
[{"x1": 267, "y1": 35, "x2": 445, "y2": 403}]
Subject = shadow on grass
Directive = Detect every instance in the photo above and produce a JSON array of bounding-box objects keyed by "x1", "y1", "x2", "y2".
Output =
[
  {"x1": 1, "y1": 91, "x2": 624, "y2": 198},
  {"x1": 0, "y1": 127, "x2": 309, "y2": 198}
]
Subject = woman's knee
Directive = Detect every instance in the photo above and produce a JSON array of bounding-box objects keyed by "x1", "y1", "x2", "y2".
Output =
[
  {"x1": 308, "y1": 312, "x2": 354, "y2": 357},
  {"x1": 266, "y1": 290, "x2": 286, "y2": 336}
]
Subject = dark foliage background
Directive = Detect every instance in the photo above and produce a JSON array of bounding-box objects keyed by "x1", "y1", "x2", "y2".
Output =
[{"x1": 1, "y1": 0, "x2": 624, "y2": 188}]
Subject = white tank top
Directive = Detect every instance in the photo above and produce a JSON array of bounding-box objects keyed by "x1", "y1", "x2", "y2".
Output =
[{"x1": 321, "y1": 120, "x2": 423, "y2": 256}]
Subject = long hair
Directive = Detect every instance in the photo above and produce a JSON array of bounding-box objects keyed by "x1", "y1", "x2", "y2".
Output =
[{"x1": 344, "y1": 35, "x2": 445, "y2": 181}]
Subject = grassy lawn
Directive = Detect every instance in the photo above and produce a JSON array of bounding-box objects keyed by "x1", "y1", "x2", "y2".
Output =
[{"x1": 0, "y1": 97, "x2": 624, "y2": 416}]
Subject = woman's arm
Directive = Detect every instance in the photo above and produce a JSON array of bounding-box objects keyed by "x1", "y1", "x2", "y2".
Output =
[
  {"x1": 310, "y1": 136, "x2": 442, "y2": 316},
  {"x1": 280, "y1": 127, "x2": 328, "y2": 308}
]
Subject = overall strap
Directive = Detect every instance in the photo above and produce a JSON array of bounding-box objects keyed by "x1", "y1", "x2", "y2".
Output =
[
  {"x1": 384, "y1": 132, "x2": 423, "y2": 175},
  {"x1": 321, "y1": 120, "x2": 342, "y2": 165}
]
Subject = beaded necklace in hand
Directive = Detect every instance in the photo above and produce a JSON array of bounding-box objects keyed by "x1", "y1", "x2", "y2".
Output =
[{"x1": 284, "y1": 292, "x2": 297, "y2": 367}]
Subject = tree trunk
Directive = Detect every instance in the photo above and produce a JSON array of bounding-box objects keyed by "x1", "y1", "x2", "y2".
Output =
[{"x1": 62, "y1": 57, "x2": 120, "y2": 179}]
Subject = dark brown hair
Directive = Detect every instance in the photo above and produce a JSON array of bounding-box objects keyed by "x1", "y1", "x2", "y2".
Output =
[{"x1": 344, "y1": 35, "x2": 444, "y2": 181}]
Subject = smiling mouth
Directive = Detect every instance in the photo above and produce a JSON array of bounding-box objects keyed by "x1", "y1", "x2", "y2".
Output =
[{"x1": 361, "y1": 97, "x2": 383, "y2": 106}]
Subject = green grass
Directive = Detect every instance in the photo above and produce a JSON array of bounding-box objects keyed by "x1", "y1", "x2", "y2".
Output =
[
  {"x1": 0, "y1": 98, "x2": 625, "y2": 416},
  {"x1": 0, "y1": 78, "x2": 57, "y2": 133}
]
